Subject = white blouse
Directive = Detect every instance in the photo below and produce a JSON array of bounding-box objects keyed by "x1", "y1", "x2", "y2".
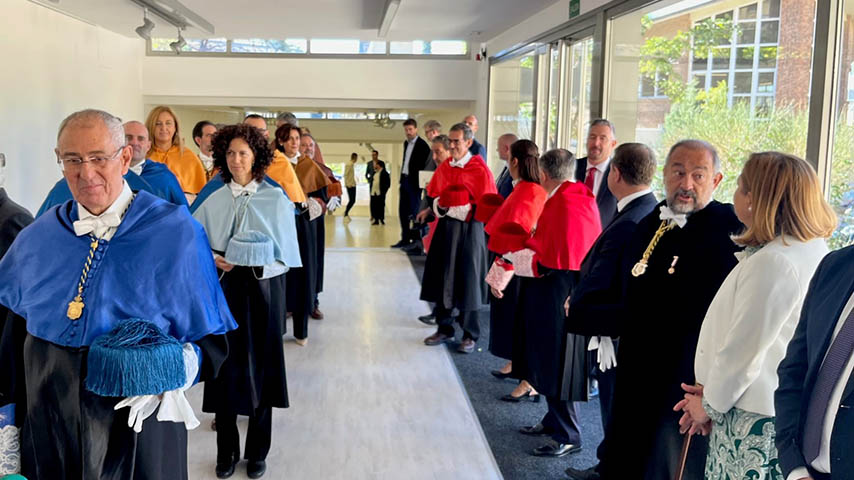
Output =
[{"x1": 695, "y1": 236, "x2": 828, "y2": 416}]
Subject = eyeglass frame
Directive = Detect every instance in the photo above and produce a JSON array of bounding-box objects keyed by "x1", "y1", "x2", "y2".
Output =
[{"x1": 56, "y1": 145, "x2": 128, "y2": 170}]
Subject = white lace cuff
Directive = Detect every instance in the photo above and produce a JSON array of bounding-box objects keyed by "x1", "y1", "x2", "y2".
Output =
[
  {"x1": 505, "y1": 249, "x2": 537, "y2": 277},
  {"x1": 446, "y1": 204, "x2": 471, "y2": 221}
]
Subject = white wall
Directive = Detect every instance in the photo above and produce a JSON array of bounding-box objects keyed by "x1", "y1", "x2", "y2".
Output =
[{"x1": 0, "y1": 1, "x2": 144, "y2": 212}]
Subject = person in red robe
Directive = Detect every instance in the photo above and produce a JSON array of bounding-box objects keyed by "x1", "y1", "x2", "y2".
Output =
[
  {"x1": 420, "y1": 123, "x2": 496, "y2": 354},
  {"x1": 490, "y1": 148, "x2": 601, "y2": 458}
]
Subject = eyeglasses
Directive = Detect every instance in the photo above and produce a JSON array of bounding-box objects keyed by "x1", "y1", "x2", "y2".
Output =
[{"x1": 58, "y1": 146, "x2": 125, "y2": 170}]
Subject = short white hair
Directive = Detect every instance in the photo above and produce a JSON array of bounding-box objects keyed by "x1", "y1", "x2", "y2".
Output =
[{"x1": 57, "y1": 109, "x2": 125, "y2": 150}]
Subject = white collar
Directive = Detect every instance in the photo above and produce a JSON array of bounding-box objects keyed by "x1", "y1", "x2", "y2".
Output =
[
  {"x1": 406, "y1": 136, "x2": 418, "y2": 145},
  {"x1": 587, "y1": 158, "x2": 610, "y2": 173},
  {"x1": 659, "y1": 204, "x2": 688, "y2": 228},
  {"x1": 547, "y1": 180, "x2": 570, "y2": 199},
  {"x1": 512, "y1": 178, "x2": 521, "y2": 187},
  {"x1": 286, "y1": 153, "x2": 299, "y2": 165},
  {"x1": 449, "y1": 151, "x2": 473, "y2": 168},
  {"x1": 617, "y1": 188, "x2": 652, "y2": 212},
  {"x1": 199, "y1": 152, "x2": 214, "y2": 171},
  {"x1": 76, "y1": 180, "x2": 134, "y2": 225},
  {"x1": 229, "y1": 179, "x2": 260, "y2": 198},
  {"x1": 129, "y1": 159, "x2": 146, "y2": 176}
]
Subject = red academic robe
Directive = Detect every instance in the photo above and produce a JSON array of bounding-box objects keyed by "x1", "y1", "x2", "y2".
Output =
[{"x1": 484, "y1": 181, "x2": 547, "y2": 253}]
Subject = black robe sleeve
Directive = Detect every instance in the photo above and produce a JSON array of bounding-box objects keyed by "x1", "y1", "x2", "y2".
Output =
[
  {"x1": 0, "y1": 312, "x2": 28, "y2": 424},
  {"x1": 194, "y1": 332, "x2": 229, "y2": 383}
]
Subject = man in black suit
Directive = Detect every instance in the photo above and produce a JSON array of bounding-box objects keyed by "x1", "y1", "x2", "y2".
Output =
[
  {"x1": 494, "y1": 133, "x2": 518, "y2": 198},
  {"x1": 563, "y1": 143, "x2": 658, "y2": 480},
  {"x1": 0, "y1": 153, "x2": 34, "y2": 336},
  {"x1": 392, "y1": 118, "x2": 431, "y2": 248},
  {"x1": 575, "y1": 119, "x2": 618, "y2": 228},
  {"x1": 463, "y1": 115, "x2": 488, "y2": 161},
  {"x1": 776, "y1": 245, "x2": 854, "y2": 480}
]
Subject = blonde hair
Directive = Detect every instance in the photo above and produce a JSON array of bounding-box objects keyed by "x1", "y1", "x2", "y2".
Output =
[
  {"x1": 734, "y1": 152, "x2": 837, "y2": 246},
  {"x1": 145, "y1": 105, "x2": 184, "y2": 157}
]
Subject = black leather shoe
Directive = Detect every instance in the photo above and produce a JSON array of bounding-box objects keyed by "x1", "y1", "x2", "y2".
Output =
[
  {"x1": 390, "y1": 240, "x2": 409, "y2": 248},
  {"x1": 518, "y1": 423, "x2": 553, "y2": 435},
  {"x1": 491, "y1": 370, "x2": 512, "y2": 379},
  {"x1": 502, "y1": 390, "x2": 541, "y2": 403},
  {"x1": 417, "y1": 314, "x2": 436, "y2": 325},
  {"x1": 247, "y1": 460, "x2": 266, "y2": 479},
  {"x1": 565, "y1": 466, "x2": 601, "y2": 480},
  {"x1": 532, "y1": 442, "x2": 581, "y2": 457},
  {"x1": 215, "y1": 452, "x2": 239, "y2": 478}
]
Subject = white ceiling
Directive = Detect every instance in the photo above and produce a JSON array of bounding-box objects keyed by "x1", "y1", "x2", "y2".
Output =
[{"x1": 32, "y1": 0, "x2": 561, "y2": 42}]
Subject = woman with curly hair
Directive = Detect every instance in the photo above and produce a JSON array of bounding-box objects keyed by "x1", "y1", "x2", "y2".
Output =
[{"x1": 190, "y1": 124, "x2": 302, "y2": 479}]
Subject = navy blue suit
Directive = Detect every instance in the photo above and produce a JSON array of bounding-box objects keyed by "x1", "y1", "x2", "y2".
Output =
[
  {"x1": 495, "y1": 166, "x2": 513, "y2": 198},
  {"x1": 776, "y1": 245, "x2": 854, "y2": 479},
  {"x1": 575, "y1": 157, "x2": 617, "y2": 228},
  {"x1": 469, "y1": 138, "x2": 487, "y2": 162}
]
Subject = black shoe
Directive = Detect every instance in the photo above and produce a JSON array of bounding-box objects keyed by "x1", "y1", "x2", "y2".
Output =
[
  {"x1": 532, "y1": 442, "x2": 581, "y2": 457},
  {"x1": 418, "y1": 314, "x2": 436, "y2": 325},
  {"x1": 372, "y1": 220, "x2": 379, "y2": 225},
  {"x1": 247, "y1": 460, "x2": 266, "y2": 479},
  {"x1": 518, "y1": 423, "x2": 553, "y2": 435},
  {"x1": 491, "y1": 370, "x2": 512, "y2": 380},
  {"x1": 215, "y1": 452, "x2": 239, "y2": 479},
  {"x1": 502, "y1": 390, "x2": 541, "y2": 403},
  {"x1": 391, "y1": 240, "x2": 408, "y2": 248},
  {"x1": 380, "y1": 219, "x2": 385, "y2": 224},
  {"x1": 565, "y1": 466, "x2": 601, "y2": 480}
]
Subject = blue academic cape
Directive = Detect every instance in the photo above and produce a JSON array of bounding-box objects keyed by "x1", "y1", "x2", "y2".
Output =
[
  {"x1": 139, "y1": 159, "x2": 188, "y2": 207},
  {"x1": 36, "y1": 170, "x2": 159, "y2": 217},
  {"x1": 190, "y1": 179, "x2": 302, "y2": 269},
  {"x1": 0, "y1": 190, "x2": 237, "y2": 348}
]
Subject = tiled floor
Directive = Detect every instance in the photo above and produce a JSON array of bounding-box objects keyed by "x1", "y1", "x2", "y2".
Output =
[{"x1": 187, "y1": 220, "x2": 500, "y2": 479}]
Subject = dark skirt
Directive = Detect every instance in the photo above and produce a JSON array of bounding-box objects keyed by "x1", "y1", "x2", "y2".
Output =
[
  {"x1": 314, "y1": 214, "x2": 325, "y2": 296},
  {"x1": 488, "y1": 270, "x2": 521, "y2": 360},
  {"x1": 419, "y1": 216, "x2": 489, "y2": 311},
  {"x1": 286, "y1": 212, "x2": 317, "y2": 337},
  {"x1": 517, "y1": 271, "x2": 587, "y2": 400},
  {"x1": 16, "y1": 332, "x2": 188, "y2": 480},
  {"x1": 203, "y1": 267, "x2": 288, "y2": 415}
]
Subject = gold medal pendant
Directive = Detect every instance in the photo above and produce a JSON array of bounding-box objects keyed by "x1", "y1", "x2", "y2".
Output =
[
  {"x1": 631, "y1": 261, "x2": 648, "y2": 277},
  {"x1": 67, "y1": 297, "x2": 84, "y2": 320}
]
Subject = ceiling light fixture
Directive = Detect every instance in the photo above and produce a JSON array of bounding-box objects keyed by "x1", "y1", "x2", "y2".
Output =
[
  {"x1": 170, "y1": 28, "x2": 186, "y2": 54},
  {"x1": 135, "y1": 8, "x2": 155, "y2": 40},
  {"x1": 378, "y1": 0, "x2": 401, "y2": 38}
]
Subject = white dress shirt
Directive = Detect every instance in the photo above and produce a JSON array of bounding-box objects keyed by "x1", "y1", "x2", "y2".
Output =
[
  {"x1": 616, "y1": 188, "x2": 652, "y2": 212},
  {"x1": 75, "y1": 181, "x2": 134, "y2": 241},
  {"x1": 449, "y1": 151, "x2": 472, "y2": 169},
  {"x1": 129, "y1": 159, "x2": 146, "y2": 176},
  {"x1": 403, "y1": 137, "x2": 417, "y2": 175},
  {"x1": 696, "y1": 237, "x2": 828, "y2": 417},
  {"x1": 286, "y1": 152, "x2": 299, "y2": 165},
  {"x1": 199, "y1": 152, "x2": 214, "y2": 173},
  {"x1": 586, "y1": 159, "x2": 610, "y2": 198}
]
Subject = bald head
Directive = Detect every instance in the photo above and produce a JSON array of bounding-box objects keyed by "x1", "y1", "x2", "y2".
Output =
[
  {"x1": 497, "y1": 133, "x2": 518, "y2": 162},
  {"x1": 123, "y1": 121, "x2": 150, "y2": 166},
  {"x1": 463, "y1": 115, "x2": 479, "y2": 134}
]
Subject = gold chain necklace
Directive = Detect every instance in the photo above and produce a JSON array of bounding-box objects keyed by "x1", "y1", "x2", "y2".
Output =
[
  {"x1": 632, "y1": 220, "x2": 676, "y2": 277},
  {"x1": 66, "y1": 195, "x2": 136, "y2": 321}
]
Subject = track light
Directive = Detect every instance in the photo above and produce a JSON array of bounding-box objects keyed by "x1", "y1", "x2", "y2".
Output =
[
  {"x1": 135, "y1": 9, "x2": 155, "y2": 40},
  {"x1": 169, "y1": 28, "x2": 186, "y2": 55}
]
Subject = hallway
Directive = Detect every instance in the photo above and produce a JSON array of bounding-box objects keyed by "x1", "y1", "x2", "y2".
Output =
[{"x1": 186, "y1": 217, "x2": 501, "y2": 479}]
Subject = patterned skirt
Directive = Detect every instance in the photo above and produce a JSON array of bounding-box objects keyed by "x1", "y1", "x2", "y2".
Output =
[{"x1": 704, "y1": 402, "x2": 784, "y2": 480}]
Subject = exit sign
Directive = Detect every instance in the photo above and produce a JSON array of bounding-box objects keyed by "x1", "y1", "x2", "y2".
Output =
[{"x1": 570, "y1": 0, "x2": 580, "y2": 18}]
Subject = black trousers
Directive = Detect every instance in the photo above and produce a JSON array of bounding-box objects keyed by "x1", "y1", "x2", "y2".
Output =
[
  {"x1": 344, "y1": 186, "x2": 356, "y2": 216},
  {"x1": 370, "y1": 194, "x2": 386, "y2": 221},
  {"x1": 397, "y1": 177, "x2": 420, "y2": 242},
  {"x1": 543, "y1": 396, "x2": 582, "y2": 445},
  {"x1": 215, "y1": 407, "x2": 273, "y2": 462},
  {"x1": 436, "y1": 307, "x2": 480, "y2": 341},
  {"x1": 595, "y1": 366, "x2": 617, "y2": 463}
]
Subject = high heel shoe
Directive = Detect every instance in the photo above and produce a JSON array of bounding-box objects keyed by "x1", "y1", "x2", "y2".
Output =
[
  {"x1": 500, "y1": 389, "x2": 541, "y2": 403},
  {"x1": 491, "y1": 370, "x2": 513, "y2": 380}
]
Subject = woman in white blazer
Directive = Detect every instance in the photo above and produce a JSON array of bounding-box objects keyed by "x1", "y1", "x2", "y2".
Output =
[{"x1": 674, "y1": 152, "x2": 837, "y2": 479}]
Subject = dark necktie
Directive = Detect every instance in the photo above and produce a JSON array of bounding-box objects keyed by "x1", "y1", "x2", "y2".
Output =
[
  {"x1": 584, "y1": 167, "x2": 596, "y2": 195},
  {"x1": 802, "y1": 306, "x2": 854, "y2": 462}
]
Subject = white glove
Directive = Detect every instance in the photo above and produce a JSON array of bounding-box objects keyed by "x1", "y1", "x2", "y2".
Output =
[
  {"x1": 446, "y1": 204, "x2": 471, "y2": 221},
  {"x1": 326, "y1": 197, "x2": 341, "y2": 212},
  {"x1": 504, "y1": 249, "x2": 537, "y2": 277},
  {"x1": 307, "y1": 197, "x2": 323, "y2": 220},
  {"x1": 588, "y1": 336, "x2": 617, "y2": 372},
  {"x1": 114, "y1": 394, "x2": 160, "y2": 433},
  {"x1": 157, "y1": 343, "x2": 201, "y2": 430}
]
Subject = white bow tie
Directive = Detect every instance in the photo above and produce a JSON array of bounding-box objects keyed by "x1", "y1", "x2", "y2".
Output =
[
  {"x1": 73, "y1": 213, "x2": 121, "y2": 237},
  {"x1": 449, "y1": 160, "x2": 465, "y2": 168},
  {"x1": 659, "y1": 205, "x2": 688, "y2": 228},
  {"x1": 230, "y1": 182, "x2": 258, "y2": 198}
]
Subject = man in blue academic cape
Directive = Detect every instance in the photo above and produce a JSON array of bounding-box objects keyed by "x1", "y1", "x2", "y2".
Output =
[
  {"x1": 123, "y1": 120, "x2": 188, "y2": 207},
  {"x1": 0, "y1": 109, "x2": 236, "y2": 479}
]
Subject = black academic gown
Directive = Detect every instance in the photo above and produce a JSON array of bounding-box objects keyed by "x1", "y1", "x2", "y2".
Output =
[
  {"x1": 202, "y1": 267, "x2": 288, "y2": 416},
  {"x1": 311, "y1": 187, "x2": 329, "y2": 300},
  {"x1": 0, "y1": 189, "x2": 33, "y2": 323},
  {"x1": 286, "y1": 207, "x2": 318, "y2": 340},
  {"x1": 419, "y1": 203, "x2": 489, "y2": 312},
  {"x1": 488, "y1": 253, "x2": 520, "y2": 360},
  {"x1": 601, "y1": 200, "x2": 742, "y2": 480}
]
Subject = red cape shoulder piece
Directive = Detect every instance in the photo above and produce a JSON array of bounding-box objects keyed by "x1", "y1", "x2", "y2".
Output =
[
  {"x1": 526, "y1": 181, "x2": 602, "y2": 271},
  {"x1": 425, "y1": 155, "x2": 496, "y2": 202},
  {"x1": 485, "y1": 181, "x2": 547, "y2": 236}
]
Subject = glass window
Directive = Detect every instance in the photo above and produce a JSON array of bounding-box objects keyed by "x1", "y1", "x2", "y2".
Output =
[
  {"x1": 487, "y1": 52, "x2": 536, "y2": 168},
  {"x1": 231, "y1": 39, "x2": 307, "y2": 53},
  {"x1": 309, "y1": 39, "x2": 386, "y2": 54},
  {"x1": 151, "y1": 38, "x2": 227, "y2": 53},
  {"x1": 389, "y1": 40, "x2": 467, "y2": 55},
  {"x1": 547, "y1": 44, "x2": 562, "y2": 150},
  {"x1": 608, "y1": 0, "x2": 815, "y2": 202},
  {"x1": 829, "y1": 0, "x2": 854, "y2": 249}
]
